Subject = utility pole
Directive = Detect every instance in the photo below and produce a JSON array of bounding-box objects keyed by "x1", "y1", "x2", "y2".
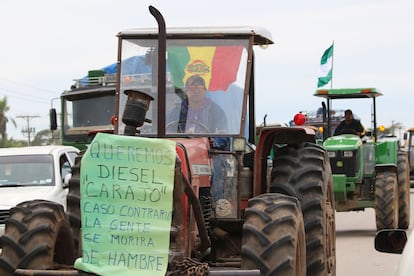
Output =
[{"x1": 16, "y1": 115, "x2": 40, "y2": 146}]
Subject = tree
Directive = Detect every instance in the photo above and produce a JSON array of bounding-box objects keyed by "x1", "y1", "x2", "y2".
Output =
[
  {"x1": 32, "y1": 129, "x2": 60, "y2": 146},
  {"x1": 0, "y1": 96, "x2": 16, "y2": 147}
]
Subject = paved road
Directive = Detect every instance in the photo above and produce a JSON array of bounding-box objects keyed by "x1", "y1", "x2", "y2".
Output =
[{"x1": 335, "y1": 188, "x2": 414, "y2": 276}]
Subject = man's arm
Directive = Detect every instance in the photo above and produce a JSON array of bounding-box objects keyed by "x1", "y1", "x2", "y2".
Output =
[{"x1": 356, "y1": 120, "x2": 365, "y2": 136}]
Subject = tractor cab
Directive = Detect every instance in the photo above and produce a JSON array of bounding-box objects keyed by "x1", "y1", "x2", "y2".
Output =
[
  {"x1": 114, "y1": 26, "x2": 273, "y2": 143},
  {"x1": 314, "y1": 87, "x2": 382, "y2": 140},
  {"x1": 315, "y1": 88, "x2": 383, "y2": 179}
]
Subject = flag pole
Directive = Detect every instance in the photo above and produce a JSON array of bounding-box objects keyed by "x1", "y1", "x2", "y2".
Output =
[{"x1": 330, "y1": 40, "x2": 334, "y2": 89}]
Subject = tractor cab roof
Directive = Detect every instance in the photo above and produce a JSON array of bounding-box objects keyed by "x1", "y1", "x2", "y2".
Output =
[
  {"x1": 314, "y1": 88, "x2": 382, "y2": 99},
  {"x1": 117, "y1": 26, "x2": 274, "y2": 46}
]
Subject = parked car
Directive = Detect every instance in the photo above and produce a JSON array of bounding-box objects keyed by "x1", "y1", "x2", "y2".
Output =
[{"x1": 0, "y1": 145, "x2": 79, "y2": 237}]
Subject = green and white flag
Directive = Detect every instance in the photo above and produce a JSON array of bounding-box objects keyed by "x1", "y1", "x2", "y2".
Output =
[{"x1": 317, "y1": 44, "x2": 334, "y2": 88}]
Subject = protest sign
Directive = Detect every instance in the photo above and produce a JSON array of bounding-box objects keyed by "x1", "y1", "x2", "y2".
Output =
[{"x1": 74, "y1": 133, "x2": 176, "y2": 276}]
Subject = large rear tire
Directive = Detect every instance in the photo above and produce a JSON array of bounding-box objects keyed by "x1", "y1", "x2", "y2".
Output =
[
  {"x1": 0, "y1": 200, "x2": 75, "y2": 276},
  {"x1": 241, "y1": 193, "x2": 306, "y2": 276},
  {"x1": 66, "y1": 151, "x2": 84, "y2": 257},
  {"x1": 375, "y1": 171, "x2": 399, "y2": 230},
  {"x1": 397, "y1": 151, "x2": 410, "y2": 229},
  {"x1": 270, "y1": 142, "x2": 336, "y2": 276}
]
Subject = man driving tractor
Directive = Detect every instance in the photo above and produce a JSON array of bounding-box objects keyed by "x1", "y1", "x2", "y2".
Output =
[{"x1": 334, "y1": 109, "x2": 366, "y2": 136}]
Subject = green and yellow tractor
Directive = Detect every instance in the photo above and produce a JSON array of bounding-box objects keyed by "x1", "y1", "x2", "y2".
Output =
[{"x1": 314, "y1": 88, "x2": 410, "y2": 231}]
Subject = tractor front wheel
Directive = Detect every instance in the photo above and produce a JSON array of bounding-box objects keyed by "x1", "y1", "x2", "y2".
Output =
[
  {"x1": 375, "y1": 171, "x2": 399, "y2": 230},
  {"x1": 241, "y1": 193, "x2": 306, "y2": 276},
  {"x1": 397, "y1": 151, "x2": 410, "y2": 229},
  {"x1": 0, "y1": 200, "x2": 75, "y2": 276}
]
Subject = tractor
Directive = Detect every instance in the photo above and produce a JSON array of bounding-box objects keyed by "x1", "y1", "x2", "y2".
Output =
[
  {"x1": 49, "y1": 69, "x2": 117, "y2": 151},
  {"x1": 313, "y1": 87, "x2": 410, "y2": 231},
  {"x1": 0, "y1": 6, "x2": 335, "y2": 276},
  {"x1": 49, "y1": 57, "x2": 155, "y2": 151}
]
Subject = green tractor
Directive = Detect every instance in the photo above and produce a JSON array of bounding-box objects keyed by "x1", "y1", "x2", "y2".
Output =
[{"x1": 314, "y1": 88, "x2": 410, "y2": 230}]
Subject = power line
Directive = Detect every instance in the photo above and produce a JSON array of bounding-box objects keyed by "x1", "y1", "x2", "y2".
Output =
[
  {"x1": 16, "y1": 115, "x2": 40, "y2": 146},
  {"x1": 0, "y1": 86, "x2": 51, "y2": 103},
  {"x1": 0, "y1": 77, "x2": 57, "y2": 95}
]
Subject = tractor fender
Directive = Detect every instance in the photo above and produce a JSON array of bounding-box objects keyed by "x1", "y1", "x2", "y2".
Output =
[
  {"x1": 254, "y1": 126, "x2": 316, "y2": 196},
  {"x1": 258, "y1": 126, "x2": 316, "y2": 146},
  {"x1": 375, "y1": 164, "x2": 397, "y2": 174}
]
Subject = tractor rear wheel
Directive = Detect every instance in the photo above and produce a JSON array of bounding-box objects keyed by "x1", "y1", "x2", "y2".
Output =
[
  {"x1": 66, "y1": 151, "x2": 84, "y2": 257},
  {"x1": 397, "y1": 151, "x2": 410, "y2": 229},
  {"x1": 270, "y1": 142, "x2": 336, "y2": 276},
  {"x1": 241, "y1": 193, "x2": 306, "y2": 276},
  {"x1": 375, "y1": 171, "x2": 399, "y2": 230},
  {"x1": 0, "y1": 200, "x2": 75, "y2": 276}
]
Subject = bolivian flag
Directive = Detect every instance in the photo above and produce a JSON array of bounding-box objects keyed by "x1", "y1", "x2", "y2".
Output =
[{"x1": 167, "y1": 46, "x2": 244, "y2": 91}]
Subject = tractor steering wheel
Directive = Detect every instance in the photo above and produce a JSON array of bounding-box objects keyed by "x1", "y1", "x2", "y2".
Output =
[
  {"x1": 337, "y1": 128, "x2": 358, "y2": 135},
  {"x1": 166, "y1": 120, "x2": 210, "y2": 133}
]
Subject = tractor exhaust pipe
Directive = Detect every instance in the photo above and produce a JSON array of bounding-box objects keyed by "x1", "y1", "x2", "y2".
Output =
[{"x1": 149, "y1": 5, "x2": 166, "y2": 137}]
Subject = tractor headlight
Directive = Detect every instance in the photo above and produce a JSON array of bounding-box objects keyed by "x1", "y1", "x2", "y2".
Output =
[
  {"x1": 343, "y1": 151, "x2": 353, "y2": 157},
  {"x1": 232, "y1": 137, "x2": 246, "y2": 152},
  {"x1": 328, "y1": 151, "x2": 336, "y2": 158}
]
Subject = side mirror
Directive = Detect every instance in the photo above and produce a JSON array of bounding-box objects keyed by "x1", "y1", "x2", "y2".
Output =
[
  {"x1": 50, "y1": 108, "x2": 57, "y2": 131},
  {"x1": 374, "y1": 229, "x2": 407, "y2": 254}
]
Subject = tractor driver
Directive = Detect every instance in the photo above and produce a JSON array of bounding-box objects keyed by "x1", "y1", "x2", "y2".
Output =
[
  {"x1": 334, "y1": 109, "x2": 366, "y2": 136},
  {"x1": 168, "y1": 75, "x2": 228, "y2": 135}
]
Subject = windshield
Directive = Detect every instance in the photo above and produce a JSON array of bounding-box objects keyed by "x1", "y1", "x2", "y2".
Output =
[
  {"x1": 0, "y1": 155, "x2": 54, "y2": 187},
  {"x1": 117, "y1": 38, "x2": 250, "y2": 137},
  {"x1": 63, "y1": 94, "x2": 115, "y2": 140}
]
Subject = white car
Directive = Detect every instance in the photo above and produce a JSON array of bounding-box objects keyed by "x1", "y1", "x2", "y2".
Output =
[{"x1": 0, "y1": 145, "x2": 79, "y2": 237}]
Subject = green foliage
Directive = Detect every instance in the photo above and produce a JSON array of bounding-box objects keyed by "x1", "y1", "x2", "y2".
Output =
[
  {"x1": 32, "y1": 129, "x2": 61, "y2": 146},
  {"x1": 0, "y1": 96, "x2": 17, "y2": 147},
  {"x1": 0, "y1": 138, "x2": 26, "y2": 148},
  {"x1": 0, "y1": 129, "x2": 62, "y2": 147}
]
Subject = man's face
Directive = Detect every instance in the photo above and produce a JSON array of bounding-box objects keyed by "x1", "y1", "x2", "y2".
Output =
[
  {"x1": 186, "y1": 84, "x2": 206, "y2": 103},
  {"x1": 344, "y1": 112, "x2": 353, "y2": 124}
]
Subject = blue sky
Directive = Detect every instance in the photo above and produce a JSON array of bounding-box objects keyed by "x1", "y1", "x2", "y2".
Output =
[{"x1": 0, "y1": 0, "x2": 412, "y2": 140}]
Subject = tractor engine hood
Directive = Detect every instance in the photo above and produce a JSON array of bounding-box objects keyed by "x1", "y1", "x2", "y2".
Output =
[{"x1": 323, "y1": 134, "x2": 362, "y2": 151}]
